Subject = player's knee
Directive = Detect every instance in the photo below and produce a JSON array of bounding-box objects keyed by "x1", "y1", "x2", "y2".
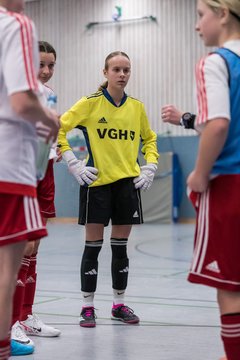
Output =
[
  {"x1": 0, "y1": 272, "x2": 17, "y2": 298},
  {"x1": 24, "y1": 241, "x2": 35, "y2": 256}
]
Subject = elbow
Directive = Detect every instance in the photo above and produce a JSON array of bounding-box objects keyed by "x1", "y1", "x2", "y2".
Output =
[
  {"x1": 218, "y1": 122, "x2": 229, "y2": 140},
  {"x1": 10, "y1": 91, "x2": 38, "y2": 121},
  {"x1": 11, "y1": 101, "x2": 30, "y2": 118},
  {"x1": 217, "y1": 118, "x2": 229, "y2": 132},
  {"x1": 209, "y1": 118, "x2": 229, "y2": 137}
]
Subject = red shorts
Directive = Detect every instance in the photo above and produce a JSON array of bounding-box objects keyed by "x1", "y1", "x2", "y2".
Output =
[
  {"x1": 188, "y1": 175, "x2": 240, "y2": 291},
  {"x1": 37, "y1": 159, "x2": 55, "y2": 218},
  {"x1": 0, "y1": 193, "x2": 47, "y2": 246}
]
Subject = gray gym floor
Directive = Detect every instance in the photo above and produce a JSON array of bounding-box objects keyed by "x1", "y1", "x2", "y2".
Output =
[{"x1": 10, "y1": 222, "x2": 224, "y2": 360}]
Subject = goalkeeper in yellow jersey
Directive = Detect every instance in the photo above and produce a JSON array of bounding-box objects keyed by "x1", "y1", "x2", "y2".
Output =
[{"x1": 58, "y1": 51, "x2": 159, "y2": 327}]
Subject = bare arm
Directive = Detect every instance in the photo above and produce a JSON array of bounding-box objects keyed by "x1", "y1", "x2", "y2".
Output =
[
  {"x1": 187, "y1": 118, "x2": 229, "y2": 192},
  {"x1": 10, "y1": 90, "x2": 60, "y2": 141}
]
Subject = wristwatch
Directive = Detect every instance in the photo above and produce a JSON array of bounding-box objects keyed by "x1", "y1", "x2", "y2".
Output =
[{"x1": 180, "y1": 112, "x2": 196, "y2": 129}]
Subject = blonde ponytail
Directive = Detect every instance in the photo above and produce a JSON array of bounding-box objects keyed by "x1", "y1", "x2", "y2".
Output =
[{"x1": 98, "y1": 81, "x2": 108, "y2": 91}]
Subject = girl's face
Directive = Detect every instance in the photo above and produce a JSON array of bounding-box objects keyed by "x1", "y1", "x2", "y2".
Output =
[
  {"x1": 196, "y1": 0, "x2": 224, "y2": 46},
  {"x1": 38, "y1": 52, "x2": 56, "y2": 84},
  {"x1": 103, "y1": 55, "x2": 131, "y2": 91}
]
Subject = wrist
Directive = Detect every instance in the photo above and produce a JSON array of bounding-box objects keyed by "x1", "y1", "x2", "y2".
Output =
[
  {"x1": 179, "y1": 112, "x2": 185, "y2": 126},
  {"x1": 180, "y1": 113, "x2": 196, "y2": 129},
  {"x1": 145, "y1": 163, "x2": 158, "y2": 172},
  {"x1": 148, "y1": 163, "x2": 157, "y2": 170},
  {"x1": 193, "y1": 168, "x2": 209, "y2": 179},
  {"x1": 62, "y1": 150, "x2": 76, "y2": 163}
]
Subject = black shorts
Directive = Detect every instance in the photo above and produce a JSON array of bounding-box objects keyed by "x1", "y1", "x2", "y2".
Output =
[{"x1": 78, "y1": 178, "x2": 143, "y2": 226}]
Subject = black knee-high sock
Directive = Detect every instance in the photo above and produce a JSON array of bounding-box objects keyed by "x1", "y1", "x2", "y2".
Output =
[
  {"x1": 111, "y1": 238, "x2": 129, "y2": 291},
  {"x1": 81, "y1": 240, "x2": 103, "y2": 292}
]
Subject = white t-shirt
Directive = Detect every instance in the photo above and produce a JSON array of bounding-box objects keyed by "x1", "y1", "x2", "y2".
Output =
[
  {"x1": 0, "y1": 6, "x2": 41, "y2": 196},
  {"x1": 42, "y1": 83, "x2": 54, "y2": 101},
  {"x1": 39, "y1": 84, "x2": 58, "y2": 160},
  {"x1": 195, "y1": 40, "x2": 240, "y2": 131}
]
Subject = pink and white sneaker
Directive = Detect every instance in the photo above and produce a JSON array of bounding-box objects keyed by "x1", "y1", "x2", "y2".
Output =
[{"x1": 20, "y1": 314, "x2": 61, "y2": 337}]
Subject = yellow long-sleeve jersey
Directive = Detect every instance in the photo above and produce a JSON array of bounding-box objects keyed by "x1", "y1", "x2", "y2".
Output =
[{"x1": 58, "y1": 90, "x2": 159, "y2": 187}]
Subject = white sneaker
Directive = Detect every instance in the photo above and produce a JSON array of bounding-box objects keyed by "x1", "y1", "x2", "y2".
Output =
[
  {"x1": 20, "y1": 314, "x2": 61, "y2": 337},
  {"x1": 11, "y1": 321, "x2": 35, "y2": 346}
]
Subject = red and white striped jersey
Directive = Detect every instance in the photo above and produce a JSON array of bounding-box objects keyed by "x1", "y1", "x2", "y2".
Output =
[
  {"x1": 195, "y1": 40, "x2": 240, "y2": 131},
  {"x1": 0, "y1": 6, "x2": 41, "y2": 197}
]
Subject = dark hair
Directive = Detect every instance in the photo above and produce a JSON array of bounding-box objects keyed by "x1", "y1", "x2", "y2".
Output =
[
  {"x1": 98, "y1": 51, "x2": 130, "y2": 91},
  {"x1": 38, "y1": 41, "x2": 57, "y2": 61}
]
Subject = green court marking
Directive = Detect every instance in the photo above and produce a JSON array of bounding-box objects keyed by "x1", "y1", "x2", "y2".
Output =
[
  {"x1": 37, "y1": 289, "x2": 216, "y2": 303},
  {"x1": 34, "y1": 296, "x2": 64, "y2": 305},
  {"x1": 35, "y1": 291, "x2": 217, "y2": 309},
  {"x1": 35, "y1": 295, "x2": 218, "y2": 310},
  {"x1": 34, "y1": 312, "x2": 220, "y2": 328}
]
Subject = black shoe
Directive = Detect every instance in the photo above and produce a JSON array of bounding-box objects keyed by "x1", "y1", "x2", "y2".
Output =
[
  {"x1": 79, "y1": 307, "x2": 96, "y2": 328},
  {"x1": 111, "y1": 305, "x2": 140, "y2": 324}
]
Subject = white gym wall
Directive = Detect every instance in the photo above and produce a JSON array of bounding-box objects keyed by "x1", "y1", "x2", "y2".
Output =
[{"x1": 26, "y1": 0, "x2": 207, "y2": 135}]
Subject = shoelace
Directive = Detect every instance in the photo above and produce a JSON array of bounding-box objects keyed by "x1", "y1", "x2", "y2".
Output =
[
  {"x1": 118, "y1": 305, "x2": 134, "y2": 314},
  {"x1": 15, "y1": 325, "x2": 28, "y2": 340},
  {"x1": 31, "y1": 314, "x2": 44, "y2": 327},
  {"x1": 83, "y1": 308, "x2": 95, "y2": 318}
]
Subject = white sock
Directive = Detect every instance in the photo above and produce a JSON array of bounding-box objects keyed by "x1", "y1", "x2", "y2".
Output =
[
  {"x1": 82, "y1": 292, "x2": 94, "y2": 307},
  {"x1": 113, "y1": 289, "x2": 125, "y2": 306}
]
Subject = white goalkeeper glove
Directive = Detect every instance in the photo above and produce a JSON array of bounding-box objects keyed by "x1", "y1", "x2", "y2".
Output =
[
  {"x1": 133, "y1": 163, "x2": 157, "y2": 191},
  {"x1": 63, "y1": 150, "x2": 98, "y2": 185}
]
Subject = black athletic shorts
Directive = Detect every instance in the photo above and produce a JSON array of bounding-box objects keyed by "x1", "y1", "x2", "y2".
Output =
[{"x1": 78, "y1": 177, "x2": 143, "y2": 226}]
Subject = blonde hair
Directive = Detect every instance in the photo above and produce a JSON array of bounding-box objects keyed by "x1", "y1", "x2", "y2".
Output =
[
  {"x1": 98, "y1": 51, "x2": 130, "y2": 91},
  {"x1": 202, "y1": 0, "x2": 240, "y2": 20}
]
